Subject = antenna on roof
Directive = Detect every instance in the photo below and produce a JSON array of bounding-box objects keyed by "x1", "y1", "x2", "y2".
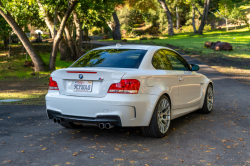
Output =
[{"x1": 116, "y1": 43, "x2": 122, "y2": 47}]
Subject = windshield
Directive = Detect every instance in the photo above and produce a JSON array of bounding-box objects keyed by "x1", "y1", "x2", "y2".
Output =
[{"x1": 71, "y1": 49, "x2": 147, "y2": 68}]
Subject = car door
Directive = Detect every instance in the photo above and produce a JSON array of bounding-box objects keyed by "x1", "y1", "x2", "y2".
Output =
[
  {"x1": 162, "y1": 50, "x2": 202, "y2": 109},
  {"x1": 151, "y1": 50, "x2": 179, "y2": 110}
]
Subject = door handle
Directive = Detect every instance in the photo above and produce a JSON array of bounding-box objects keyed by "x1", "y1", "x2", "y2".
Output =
[
  {"x1": 200, "y1": 81, "x2": 204, "y2": 85},
  {"x1": 179, "y1": 77, "x2": 183, "y2": 81}
]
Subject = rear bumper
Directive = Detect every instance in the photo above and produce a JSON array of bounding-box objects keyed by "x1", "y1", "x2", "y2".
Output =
[
  {"x1": 45, "y1": 91, "x2": 158, "y2": 127},
  {"x1": 47, "y1": 110, "x2": 122, "y2": 126}
]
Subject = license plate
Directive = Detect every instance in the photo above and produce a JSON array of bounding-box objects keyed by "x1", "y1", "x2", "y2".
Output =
[{"x1": 74, "y1": 81, "x2": 92, "y2": 92}]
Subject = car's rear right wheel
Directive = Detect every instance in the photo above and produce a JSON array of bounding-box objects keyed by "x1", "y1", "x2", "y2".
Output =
[
  {"x1": 198, "y1": 84, "x2": 213, "y2": 114},
  {"x1": 141, "y1": 95, "x2": 171, "y2": 138}
]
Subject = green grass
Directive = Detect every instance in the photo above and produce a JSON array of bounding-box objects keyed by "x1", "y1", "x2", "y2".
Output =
[
  {"x1": 0, "y1": 51, "x2": 74, "y2": 105},
  {"x1": 0, "y1": 52, "x2": 74, "y2": 79},
  {"x1": 101, "y1": 26, "x2": 250, "y2": 61}
]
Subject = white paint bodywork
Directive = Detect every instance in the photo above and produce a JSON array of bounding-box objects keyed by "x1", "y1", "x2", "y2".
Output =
[{"x1": 45, "y1": 45, "x2": 213, "y2": 127}]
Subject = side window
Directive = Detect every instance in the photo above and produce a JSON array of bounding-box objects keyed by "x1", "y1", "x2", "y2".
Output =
[
  {"x1": 152, "y1": 50, "x2": 173, "y2": 70},
  {"x1": 163, "y1": 50, "x2": 190, "y2": 71}
]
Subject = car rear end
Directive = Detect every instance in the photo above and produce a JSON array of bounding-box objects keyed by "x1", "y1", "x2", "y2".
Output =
[{"x1": 45, "y1": 47, "x2": 158, "y2": 128}]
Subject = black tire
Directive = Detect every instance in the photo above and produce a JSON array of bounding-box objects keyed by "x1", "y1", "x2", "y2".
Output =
[
  {"x1": 141, "y1": 95, "x2": 171, "y2": 138},
  {"x1": 198, "y1": 84, "x2": 213, "y2": 114},
  {"x1": 60, "y1": 121, "x2": 82, "y2": 129}
]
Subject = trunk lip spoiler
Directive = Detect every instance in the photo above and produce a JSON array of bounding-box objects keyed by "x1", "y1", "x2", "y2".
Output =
[{"x1": 66, "y1": 71, "x2": 97, "y2": 74}]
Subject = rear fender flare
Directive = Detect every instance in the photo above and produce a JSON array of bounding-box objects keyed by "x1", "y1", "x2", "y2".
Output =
[{"x1": 146, "y1": 91, "x2": 172, "y2": 126}]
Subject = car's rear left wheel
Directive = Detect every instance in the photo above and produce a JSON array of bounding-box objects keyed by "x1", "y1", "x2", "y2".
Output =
[{"x1": 141, "y1": 95, "x2": 171, "y2": 138}]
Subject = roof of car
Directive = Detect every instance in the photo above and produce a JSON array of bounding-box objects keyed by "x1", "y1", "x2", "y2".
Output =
[{"x1": 93, "y1": 44, "x2": 163, "y2": 50}]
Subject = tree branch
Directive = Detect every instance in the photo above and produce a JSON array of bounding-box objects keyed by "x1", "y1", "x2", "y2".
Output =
[{"x1": 192, "y1": 3, "x2": 203, "y2": 17}]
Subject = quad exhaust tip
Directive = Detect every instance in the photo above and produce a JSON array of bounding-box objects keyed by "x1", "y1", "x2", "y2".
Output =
[
  {"x1": 99, "y1": 123, "x2": 105, "y2": 129},
  {"x1": 105, "y1": 123, "x2": 114, "y2": 129},
  {"x1": 53, "y1": 117, "x2": 61, "y2": 124},
  {"x1": 53, "y1": 117, "x2": 57, "y2": 123}
]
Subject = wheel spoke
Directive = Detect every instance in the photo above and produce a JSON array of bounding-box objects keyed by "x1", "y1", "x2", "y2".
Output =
[
  {"x1": 157, "y1": 98, "x2": 171, "y2": 134},
  {"x1": 207, "y1": 87, "x2": 213, "y2": 111}
]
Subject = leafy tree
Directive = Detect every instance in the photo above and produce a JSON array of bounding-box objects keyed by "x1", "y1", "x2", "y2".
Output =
[
  {"x1": 0, "y1": 0, "x2": 46, "y2": 71},
  {"x1": 158, "y1": 0, "x2": 174, "y2": 36},
  {"x1": 0, "y1": 15, "x2": 11, "y2": 49},
  {"x1": 211, "y1": 0, "x2": 248, "y2": 31}
]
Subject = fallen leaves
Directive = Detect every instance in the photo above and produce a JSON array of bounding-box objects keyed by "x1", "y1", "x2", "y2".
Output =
[
  {"x1": 222, "y1": 139, "x2": 227, "y2": 143},
  {"x1": 21, "y1": 150, "x2": 25, "y2": 153},
  {"x1": 113, "y1": 158, "x2": 124, "y2": 162},
  {"x1": 90, "y1": 156, "x2": 95, "y2": 159},
  {"x1": 41, "y1": 148, "x2": 47, "y2": 150}
]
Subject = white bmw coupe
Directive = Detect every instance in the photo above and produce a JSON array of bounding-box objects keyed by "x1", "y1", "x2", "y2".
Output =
[{"x1": 46, "y1": 44, "x2": 213, "y2": 138}]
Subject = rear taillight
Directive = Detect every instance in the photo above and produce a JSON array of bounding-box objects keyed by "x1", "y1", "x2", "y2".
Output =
[
  {"x1": 49, "y1": 77, "x2": 59, "y2": 90},
  {"x1": 108, "y1": 79, "x2": 140, "y2": 94}
]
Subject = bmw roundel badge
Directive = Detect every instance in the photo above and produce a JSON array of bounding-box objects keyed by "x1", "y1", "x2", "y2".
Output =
[{"x1": 79, "y1": 74, "x2": 83, "y2": 79}]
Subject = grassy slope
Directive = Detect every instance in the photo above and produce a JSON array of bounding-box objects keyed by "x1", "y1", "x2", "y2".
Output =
[
  {"x1": 0, "y1": 49, "x2": 74, "y2": 105},
  {"x1": 101, "y1": 26, "x2": 250, "y2": 66}
]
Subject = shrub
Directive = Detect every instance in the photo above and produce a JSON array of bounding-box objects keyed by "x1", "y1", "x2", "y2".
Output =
[
  {"x1": 181, "y1": 25, "x2": 193, "y2": 33},
  {"x1": 29, "y1": 36, "x2": 36, "y2": 40},
  {"x1": 42, "y1": 34, "x2": 49, "y2": 39},
  {"x1": 140, "y1": 37, "x2": 147, "y2": 40},
  {"x1": 149, "y1": 36, "x2": 159, "y2": 40},
  {"x1": 204, "y1": 24, "x2": 212, "y2": 31},
  {"x1": 92, "y1": 30, "x2": 99, "y2": 35},
  {"x1": 134, "y1": 24, "x2": 140, "y2": 28}
]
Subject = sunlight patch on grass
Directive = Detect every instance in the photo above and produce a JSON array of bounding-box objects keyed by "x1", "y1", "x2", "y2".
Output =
[{"x1": 0, "y1": 92, "x2": 45, "y2": 100}]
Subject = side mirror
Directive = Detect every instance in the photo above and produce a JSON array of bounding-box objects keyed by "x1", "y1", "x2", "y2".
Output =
[{"x1": 190, "y1": 64, "x2": 200, "y2": 71}]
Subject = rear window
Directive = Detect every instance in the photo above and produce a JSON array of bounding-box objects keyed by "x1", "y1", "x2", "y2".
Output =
[{"x1": 71, "y1": 49, "x2": 147, "y2": 68}]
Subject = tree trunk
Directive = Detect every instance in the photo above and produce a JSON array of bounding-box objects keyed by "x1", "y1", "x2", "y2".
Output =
[
  {"x1": 64, "y1": 23, "x2": 78, "y2": 60},
  {"x1": 197, "y1": 0, "x2": 210, "y2": 35},
  {"x1": 38, "y1": 0, "x2": 71, "y2": 61},
  {"x1": 158, "y1": 0, "x2": 174, "y2": 36},
  {"x1": 59, "y1": 38, "x2": 71, "y2": 60},
  {"x1": 111, "y1": 12, "x2": 121, "y2": 40},
  {"x1": 37, "y1": 0, "x2": 54, "y2": 37},
  {"x1": 3, "y1": 37, "x2": 8, "y2": 49},
  {"x1": 0, "y1": 4, "x2": 46, "y2": 71},
  {"x1": 176, "y1": 7, "x2": 179, "y2": 30},
  {"x1": 192, "y1": 4, "x2": 197, "y2": 34},
  {"x1": 73, "y1": 10, "x2": 82, "y2": 51},
  {"x1": 226, "y1": 19, "x2": 228, "y2": 31},
  {"x1": 49, "y1": 0, "x2": 78, "y2": 70},
  {"x1": 84, "y1": 28, "x2": 88, "y2": 50}
]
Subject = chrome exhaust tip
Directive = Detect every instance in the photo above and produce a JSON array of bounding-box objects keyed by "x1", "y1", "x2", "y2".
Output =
[
  {"x1": 99, "y1": 123, "x2": 105, "y2": 129},
  {"x1": 57, "y1": 118, "x2": 61, "y2": 124},
  {"x1": 53, "y1": 117, "x2": 58, "y2": 123},
  {"x1": 105, "y1": 123, "x2": 114, "y2": 129}
]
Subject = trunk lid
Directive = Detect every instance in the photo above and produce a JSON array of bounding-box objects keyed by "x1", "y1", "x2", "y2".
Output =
[{"x1": 51, "y1": 68, "x2": 126, "y2": 98}]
